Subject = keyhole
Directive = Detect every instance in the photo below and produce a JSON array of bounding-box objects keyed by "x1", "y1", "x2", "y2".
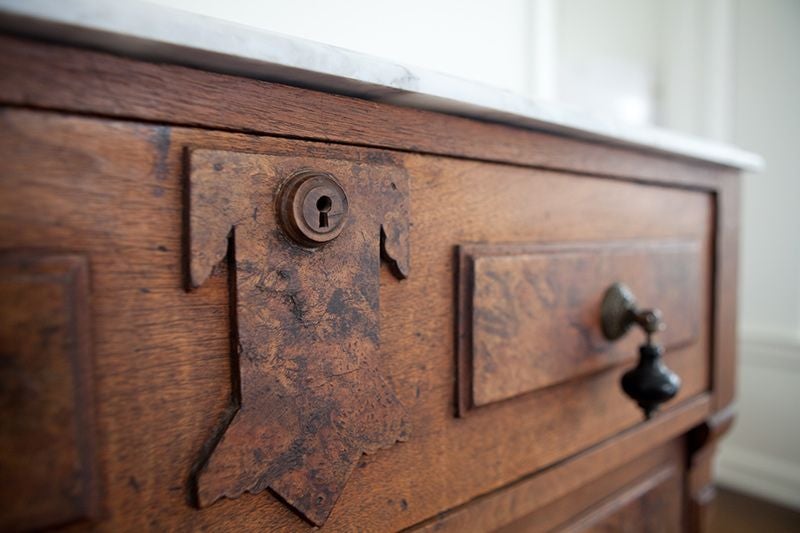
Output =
[{"x1": 316, "y1": 195, "x2": 332, "y2": 228}]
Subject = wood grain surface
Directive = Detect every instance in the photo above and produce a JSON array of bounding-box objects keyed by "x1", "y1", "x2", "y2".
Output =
[{"x1": 0, "y1": 106, "x2": 726, "y2": 531}]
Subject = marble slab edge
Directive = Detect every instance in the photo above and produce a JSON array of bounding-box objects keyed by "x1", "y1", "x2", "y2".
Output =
[{"x1": 0, "y1": 0, "x2": 764, "y2": 171}]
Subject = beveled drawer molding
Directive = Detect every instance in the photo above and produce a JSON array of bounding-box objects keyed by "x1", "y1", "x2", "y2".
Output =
[{"x1": 457, "y1": 240, "x2": 702, "y2": 414}]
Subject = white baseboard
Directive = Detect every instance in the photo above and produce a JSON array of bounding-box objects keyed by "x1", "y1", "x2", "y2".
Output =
[
  {"x1": 714, "y1": 335, "x2": 800, "y2": 510},
  {"x1": 716, "y1": 444, "x2": 800, "y2": 511},
  {"x1": 739, "y1": 335, "x2": 800, "y2": 372}
]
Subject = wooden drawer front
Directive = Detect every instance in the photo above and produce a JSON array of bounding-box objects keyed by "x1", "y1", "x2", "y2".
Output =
[
  {"x1": 458, "y1": 240, "x2": 701, "y2": 410},
  {"x1": 0, "y1": 108, "x2": 716, "y2": 532}
]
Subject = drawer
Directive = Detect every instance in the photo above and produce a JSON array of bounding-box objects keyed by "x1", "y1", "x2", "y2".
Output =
[
  {"x1": 0, "y1": 108, "x2": 716, "y2": 531},
  {"x1": 457, "y1": 240, "x2": 702, "y2": 411},
  {"x1": 496, "y1": 438, "x2": 686, "y2": 533},
  {"x1": 403, "y1": 150, "x2": 714, "y2": 512}
]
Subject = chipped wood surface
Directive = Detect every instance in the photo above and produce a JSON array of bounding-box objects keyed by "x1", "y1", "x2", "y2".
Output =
[{"x1": 188, "y1": 149, "x2": 410, "y2": 525}]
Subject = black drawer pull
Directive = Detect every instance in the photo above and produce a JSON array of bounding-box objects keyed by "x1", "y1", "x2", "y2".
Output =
[{"x1": 601, "y1": 282, "x2": 681, "y2": 419}]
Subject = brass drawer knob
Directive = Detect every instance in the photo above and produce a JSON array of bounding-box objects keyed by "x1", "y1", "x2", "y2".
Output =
[{"x1": 601, "y1": 282, "x2": 681, "y2": 419}]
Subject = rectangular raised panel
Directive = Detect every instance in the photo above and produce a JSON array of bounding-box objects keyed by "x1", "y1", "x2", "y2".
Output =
[
  {"x1": 0, "y1": 254, "x2": 98, "y2": 531},
  {"x1": 458, "y1": 240, "x2": 701, "y2": 411}
]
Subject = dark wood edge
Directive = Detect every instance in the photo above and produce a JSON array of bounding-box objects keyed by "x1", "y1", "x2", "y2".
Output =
[
  {"x1": 688, "y1": 404, "x2": 736, "y2": 455},
  {"x1": 455, "y1": 245, "x2": 474, "y2": 417},
  {"x1": 685, "y1": 405, "x2": 736, "y2": 532},
  {"x1": 408, "y1": 394, "x2": 712, "y2": 532},
  {"x1": 0, "y1": 33, "x2": 737, "y2": 187},
  {"x1": 711, "y1": 179, "x2": 740, "y2": 412},
  {"x1": 53, "y1": 254, "x2": 100, "y2": 525},
  {"x1": 66, "y1": 254, "x2": 101, "y2": 524},
  {"x1": 459, "y1": 240, "x2": 702, "y2": 258}
]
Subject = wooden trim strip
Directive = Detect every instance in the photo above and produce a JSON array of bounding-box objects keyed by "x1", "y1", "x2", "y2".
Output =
[
  {"x1": 407, "y1": 394, "x2": 711, "y2": 532},
  {"x1": 712, "y1": 179, "x2": 740, "y2": 411},
  {"x1": 559, "y1": 464, "x2": 678, "y2": 533}
]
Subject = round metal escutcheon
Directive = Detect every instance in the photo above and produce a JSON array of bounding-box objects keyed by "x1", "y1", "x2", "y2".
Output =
[
  {"x1": 600, "y1": 282, "x2": 637, "y2": 340},
  {"x1": 277, "y1": 170, "x2": 349, "y2": 247}
]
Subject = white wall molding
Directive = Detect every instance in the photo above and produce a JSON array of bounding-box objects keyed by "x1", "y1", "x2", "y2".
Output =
[
  {"x1": 660, "y1": 0, "x2": 734, "y2": 141},
  {"x1": 716, "y1": 336, "x2": 800, "y2": 508},
  {"x1": 524, "y1": 0, "x2": 557, "y2": 102},
  {"x1": 740, "y1": 326, "x2": 800, "y2": 346},
  {"x1": 717, "y1": 444, "x2": 800, "y2": 511},
  {"x1": 739, "y1": 335, "x2": 800, "y2": 373}
]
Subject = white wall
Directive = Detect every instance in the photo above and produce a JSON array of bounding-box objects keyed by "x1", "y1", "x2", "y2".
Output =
[
  {"x1": 555, "y1": 0, "x2": 800, "y2": 508},
  {"x1": 556, "y1": 0, "x2": 664, "y2": 126},
  {"x1": 143, "y1": 0, "x2": 800, "y2": 509},
  {"x1": 715, "y1": 0, "x2": 800, "y2": 510},
  {"x1": 145, "y1": 0, "x2": 532, "y2": 95},
  {"x1": 734, "y1": 0, "x2": 800, "y2": 341}
]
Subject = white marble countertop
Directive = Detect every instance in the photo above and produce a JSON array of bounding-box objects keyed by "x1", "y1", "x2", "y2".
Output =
[{"x1": 0, "y1": 0, "x2": 763, "y2": 171}]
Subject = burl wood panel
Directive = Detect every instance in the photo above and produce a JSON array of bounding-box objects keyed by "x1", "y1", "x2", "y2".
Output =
[
  {"x1": 187, "y1": 149, "x2": 410, "y2": 525},
  {"x1": 0, "y1": 253, "x2": 98, "y2": 531},
  {"x1": 458, "y1": 241, "x2": 701, "y2": 410},
  {"x1": 0, "y1": 108, "x2": 716, "y2": 531}
]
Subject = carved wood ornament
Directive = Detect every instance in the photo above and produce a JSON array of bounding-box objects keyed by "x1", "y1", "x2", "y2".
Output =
[{"x1": 186, "y1": 148, "x2": 410, "y2": 525}]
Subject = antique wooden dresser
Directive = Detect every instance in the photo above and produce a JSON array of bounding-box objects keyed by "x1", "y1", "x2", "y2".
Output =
[{"x1": 0, "y1": 3, "x2": 763, "y2": 532}]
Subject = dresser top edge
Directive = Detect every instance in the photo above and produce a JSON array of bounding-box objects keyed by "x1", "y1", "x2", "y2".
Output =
[{"x1": 0, "y1": 0, "x2": 763, "y2": 172}]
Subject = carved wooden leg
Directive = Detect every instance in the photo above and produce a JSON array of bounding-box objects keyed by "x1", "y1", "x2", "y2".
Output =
[{"x1": 686, "y1": 406, "x2": 735, "y2": 532}]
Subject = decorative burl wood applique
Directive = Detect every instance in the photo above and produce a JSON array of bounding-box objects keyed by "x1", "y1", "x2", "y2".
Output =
[{"x1": 186, "y1": 147, "x2": 410, "y2": 525}]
